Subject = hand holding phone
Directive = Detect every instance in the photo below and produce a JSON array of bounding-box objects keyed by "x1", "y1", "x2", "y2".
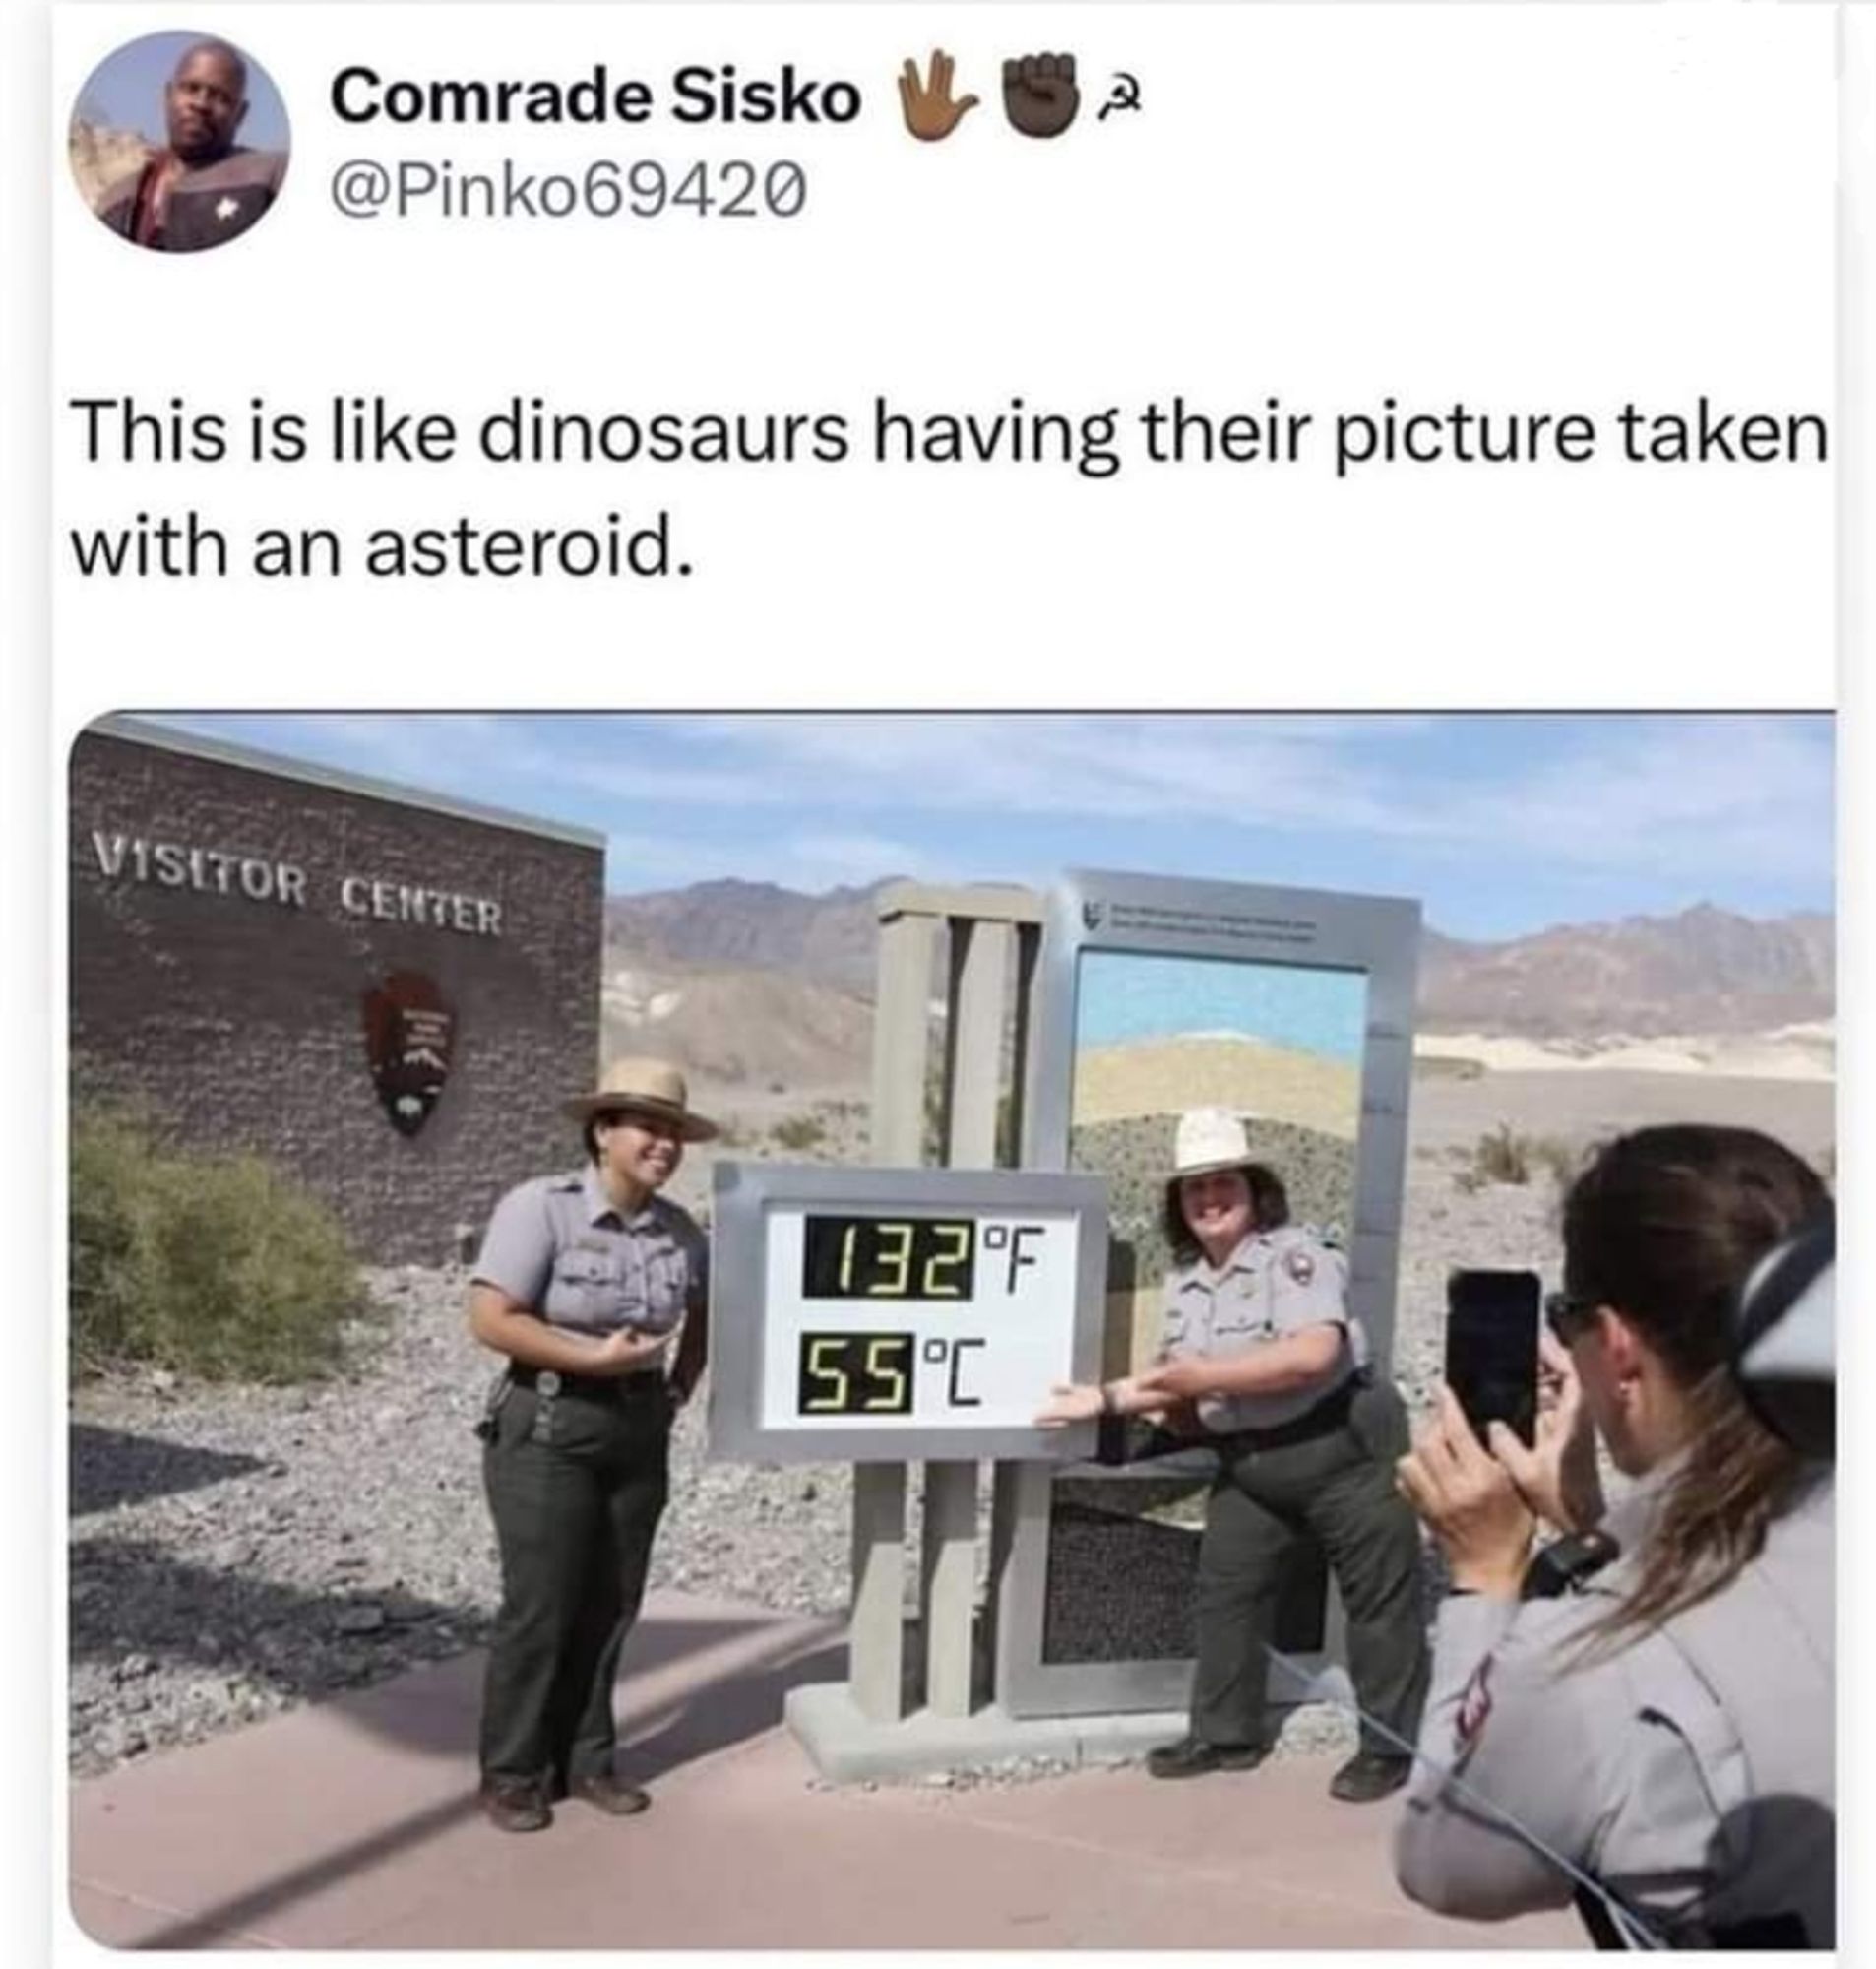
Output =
[{"x1": 1445, "y1": 1269, "x2": 1541, "y2": 1445}]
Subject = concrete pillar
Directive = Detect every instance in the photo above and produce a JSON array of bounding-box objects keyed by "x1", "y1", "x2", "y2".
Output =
[
  {"x1": 919, "y1": 917, "x2": 1013, "y2": 1716},
  {"x1": 984, "y1": 919, "x2": 1044, "y2": 1689},
  {"x1": 848, "y1": 1462, "x2": 908, "y2": 1723},
  {"x1": 851, "y1": 908, "x2": 939, "y2": 1722}
]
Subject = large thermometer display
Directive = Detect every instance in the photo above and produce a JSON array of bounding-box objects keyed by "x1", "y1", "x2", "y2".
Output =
[{"x1": 707, "y1": 1164, "x2": 1108, "y2": 1464}]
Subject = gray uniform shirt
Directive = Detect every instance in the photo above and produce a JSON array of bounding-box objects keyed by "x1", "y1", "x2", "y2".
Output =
[
  {"x1": 1395, "y1": 1465, "x2": 1835, "y2": 1946},
  {"x1": 472, "y1": 1167, "x2": 708, "y2": 1340},
  {"x1": 1160, "y1": 1226, "x2": 1365, "y2": 1432}
]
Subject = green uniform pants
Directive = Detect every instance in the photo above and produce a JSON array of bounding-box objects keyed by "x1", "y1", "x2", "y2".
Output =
[
  {"x1": 1190, "y1": 1377, "x2": 1428, "y2": 1755},
  {"x1": 479, "y1": 1377, "x2": 672, "y2": 1787}
]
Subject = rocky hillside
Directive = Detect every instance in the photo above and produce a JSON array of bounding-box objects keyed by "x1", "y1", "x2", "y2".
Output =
[
  {"x1": 69, "y1": 119, "x2": 150, "y2": 210},
  {"x1": 1418, "y1": 906, "x2": 1833, "y2": 1039},
  {"x1": 600, "y1": 887, "x2": 1835, "y2": 1095},
  {"x1": 603, "y1": 880, "x2": 884, "y2": 997},
  {"x1": 601, "y1": 961, "x2": 872, "y2": 1090}
]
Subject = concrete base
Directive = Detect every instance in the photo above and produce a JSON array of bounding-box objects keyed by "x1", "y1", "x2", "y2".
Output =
[{"x1": 784, "y1": 1681, "x2": 1192, "y2": 1783}]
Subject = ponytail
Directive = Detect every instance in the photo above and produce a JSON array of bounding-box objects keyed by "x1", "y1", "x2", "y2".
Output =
[{"x1": 1558, "y1": 1125, "x2": 1827, "y2": 1656}]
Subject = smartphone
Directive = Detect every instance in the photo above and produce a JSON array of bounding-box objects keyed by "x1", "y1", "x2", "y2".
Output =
[{"x1": 1445, "y1": 1269, "x2": 1541, "y2": 1445}]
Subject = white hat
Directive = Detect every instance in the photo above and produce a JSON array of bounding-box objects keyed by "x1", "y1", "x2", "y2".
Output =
[{"x1": 1170, "y1": 1107, "x2": 1258, "y2": 1178}]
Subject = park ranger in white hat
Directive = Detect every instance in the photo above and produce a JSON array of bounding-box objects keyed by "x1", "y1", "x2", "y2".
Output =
[{"x1": 1039, "y1": 1107, "x2": 1428, "y2": 1802}]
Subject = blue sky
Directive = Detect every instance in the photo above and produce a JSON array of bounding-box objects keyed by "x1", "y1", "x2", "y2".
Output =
[
  {"x1": 1078, "y1": 950, "x2": 1368, "y2": 1057},
  {"x1": 143, "y1": 713, "x2": 1833, "y2": 942},
  {"x1": 73, "y1": 31, "x2": 291, "y2": 152}
]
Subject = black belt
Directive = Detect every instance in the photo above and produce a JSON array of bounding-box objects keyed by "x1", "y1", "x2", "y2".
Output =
[
  {"x1": 1215, "y1": 1381, "x2": 1355, "y2": 1453},
  {"x1": 509, "y1": 1366, "x2": 667, "y2": 1399}
]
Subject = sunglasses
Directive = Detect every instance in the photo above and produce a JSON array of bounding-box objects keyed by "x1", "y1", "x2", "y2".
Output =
[{"x1": 1543, "y1": 1290, "x2": 1601, "y2": 1344}]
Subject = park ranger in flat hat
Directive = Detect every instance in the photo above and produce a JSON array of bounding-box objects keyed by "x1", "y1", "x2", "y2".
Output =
[{"x1": 468, "y1": 1058, "x2": 718, "y2": 1834}]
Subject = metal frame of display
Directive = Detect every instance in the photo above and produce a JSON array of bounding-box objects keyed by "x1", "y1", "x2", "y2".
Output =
[{"x1": 994, "y1": 867, "x2": 1421, "y2": 1718}]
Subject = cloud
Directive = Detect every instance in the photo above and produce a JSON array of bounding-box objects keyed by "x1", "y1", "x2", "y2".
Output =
[
  {"x1": 155, "y1": 710, "x2": 1831, "y2": 915},
  {"x1": 1404, "y1": 719, "x2": 1831, "y2": 885},
  {"x1": 654, "y1": 714, "x2": 1416, "y2": 831}
]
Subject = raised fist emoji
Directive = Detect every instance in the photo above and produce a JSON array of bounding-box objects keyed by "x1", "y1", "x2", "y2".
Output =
[
  {"x1": 1002, "y1": 52, "x2": 1080, "y2": 138},
  {"x1": 899, "y1": 49, "x2": 978, "y2": 142}
]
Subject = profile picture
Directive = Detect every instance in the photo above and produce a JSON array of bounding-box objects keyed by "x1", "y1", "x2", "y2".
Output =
[{"x1": 69, "y1": 31, "x2": 290, "y2": 252}]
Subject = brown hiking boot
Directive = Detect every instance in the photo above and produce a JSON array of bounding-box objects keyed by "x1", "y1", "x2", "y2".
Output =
[
  {"x1": 1329, "y1": 1751, "x2": 1413, "y2": 1803},
  {"x1": 568, "y1": 1772, "x2": 652, "y2": 1816},
  {"x1": 1146, "y1": 1735, "x2": 1266, "y2": 1780},
  {"x1": 479, "y1": 1775, "x2": 552, "y2": 1833}
]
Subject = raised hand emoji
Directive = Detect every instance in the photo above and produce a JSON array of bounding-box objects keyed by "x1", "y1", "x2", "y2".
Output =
[
  {"x1": 1002, "y1": 51, "x2": 1080, "y2": 138},
  {"x1": 899, "y1": 49, "x2": 979, "y2": 142}
]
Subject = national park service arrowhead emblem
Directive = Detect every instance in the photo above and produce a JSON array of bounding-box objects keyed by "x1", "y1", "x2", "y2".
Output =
[{"x1": 361, "y1": 971, "x2": 454, "y2": 1137}]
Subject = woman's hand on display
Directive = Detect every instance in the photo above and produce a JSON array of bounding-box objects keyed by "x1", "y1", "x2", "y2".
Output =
[
  {"x1": 1034, "y1": 1382, "x2": 1104, "y2": 1428},
  {"x1": 1487, "y1": 1332, "x2": 1605, "y2": 1535},
  {"x1": 590, "y1": 1326, "x2": 672, "y2": 1376},
  {"x1": 1133, "y1": 1358, "x2": 1201, "y2": 1403},
  {"x1": 1396, "y1": 1386, "x2": 1534, "y2": 1598}
]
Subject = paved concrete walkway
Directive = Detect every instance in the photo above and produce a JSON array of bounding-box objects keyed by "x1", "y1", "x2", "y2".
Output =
[{"x1": 68, "y1": 1587, "x2": 1582, "y2": 1950}]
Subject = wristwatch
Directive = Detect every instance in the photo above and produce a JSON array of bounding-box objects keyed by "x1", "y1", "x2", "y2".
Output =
[{"x1": 1521, "y1": 1529, "x2": 1620, "y2": 1600}]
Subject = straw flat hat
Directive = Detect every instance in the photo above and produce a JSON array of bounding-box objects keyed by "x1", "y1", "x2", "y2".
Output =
[{"x1": 565, "y1": 1057, "x2": 720, "y2": 1142}]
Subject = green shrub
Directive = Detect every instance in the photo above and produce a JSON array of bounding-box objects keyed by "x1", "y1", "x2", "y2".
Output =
[
  {"x1": 770, "y1": 1111, "x2": 828, "y2": 1153},
  {"x1": 1454, "y1": 1123, "x2": 1577, "y2": 1193},
  {"x1": 1532, "y1": 1136, "x2": 1581, "y2": 1189},
  {"x1": 922, "y1": 1062, "x2": 1020, "y2": 1165},
  {"x1": 70, "y1": 1108, "x2": 370, "y2": 1383}
]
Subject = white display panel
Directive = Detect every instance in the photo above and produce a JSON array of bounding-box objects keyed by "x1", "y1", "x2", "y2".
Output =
[
  {"x1": 708, "y1": 1162, "x2": 1108, "y2": 1465},
  {"x1": 756, "y1": 1204, "x2": 1084, "y2": 1433}
]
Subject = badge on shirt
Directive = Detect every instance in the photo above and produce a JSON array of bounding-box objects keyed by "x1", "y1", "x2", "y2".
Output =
[
  {"x1": 1285, "y1": 1247, "x2": 1317, "y2": 1287},
  {"x1": 1454, "y1": 1656, "x2": 1495, "y2": 1764}
]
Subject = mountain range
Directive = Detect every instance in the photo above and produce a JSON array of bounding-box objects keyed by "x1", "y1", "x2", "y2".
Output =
[{"x1": 601, "y1": 882, "x2": 1834, "y2": 1091}]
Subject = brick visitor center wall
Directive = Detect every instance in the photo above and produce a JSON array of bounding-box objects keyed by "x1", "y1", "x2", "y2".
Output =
[{"x1": 70, "y1": 721, "x2": 604, "y2": 1263}]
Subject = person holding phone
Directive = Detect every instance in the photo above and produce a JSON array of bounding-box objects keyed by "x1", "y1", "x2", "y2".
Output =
[
  {"x1": 1036, "y1": 1108, "x2": 1428, "y2": 1802},
  {"x1": 467, "y1": 1059, "x2": 715, "y2": 1834},
  {"x1": 1393, "y1": 1125, "x2": 1834, "y2": 1947}
]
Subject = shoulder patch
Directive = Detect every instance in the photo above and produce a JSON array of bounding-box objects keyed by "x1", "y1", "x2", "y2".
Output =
[
  {"x1": 1454, "y1": 1655, "x2": 1495, "y2": 1763},
  {"x1": 1284, "y1": 1246, "x2": 1317, "y2": 1287}
]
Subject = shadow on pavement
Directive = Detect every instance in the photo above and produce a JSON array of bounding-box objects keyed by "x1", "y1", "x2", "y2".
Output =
[
  {"x1": 624, "y1": 1638, "x2": 845, "y2": 1784},
  {"x1": 70, "y1": 1424, "x2": 267, "y2": 1515},
  {"x1": 122, "y1": 1619, "x2": 844, "y2": 1949},
  {"x1": 70, "y1": 1534, "x2": 483, "y2": 1709}
]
